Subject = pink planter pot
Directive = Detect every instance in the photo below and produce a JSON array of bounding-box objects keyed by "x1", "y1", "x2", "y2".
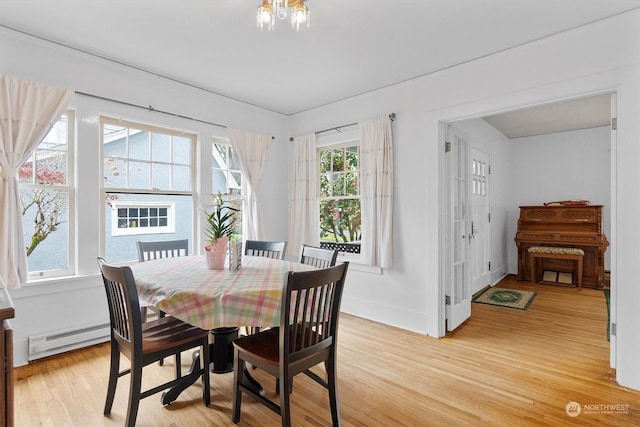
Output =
[{"x1": 205, "y1": 236, "x2": 228, "y2": 270}]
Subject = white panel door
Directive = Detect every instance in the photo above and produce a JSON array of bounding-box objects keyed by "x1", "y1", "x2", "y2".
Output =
[
  {"x1": 446, "y1": 125, "x2": 471, "y2": 331},
  {"x1": 470, "y1": 148, "x2": 491, "y2": 294}
]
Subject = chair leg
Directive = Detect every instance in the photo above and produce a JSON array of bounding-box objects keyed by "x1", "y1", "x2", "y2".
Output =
[
  {"x1": 326, "y1": 357, "x2": 340, "y2": 427},
  {"x1": 201, "y1": 337, "x2": 211, "y2": 406},
  {"x1": 279, "y1": 374, "x2": 292, "y2": 427},
  {"x1": 125, "y1": 362, "x2": 143, "y2": 427},
  {"x1": 175, "y1": 352, "x2": 181, "y2": 378},
  {"x1": 104, "y1": 344, "x2": 120, "y2": 415},
  {"x1": 275, "y1": 377, "x2": 294, "y2": 394},
  {"x1": 157, "y1": 308, "x2": 167, "y2": 366},
  {"x1": 232, "y1": 350, "x2": 243, "y2": 423}
]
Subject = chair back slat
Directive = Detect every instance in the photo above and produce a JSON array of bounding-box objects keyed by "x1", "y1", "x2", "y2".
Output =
[
  {"x1": 300, "y1": 244, "x2": 338, "y2": 269},
  {"x1": 281, "y1": 263, "x2": 348, "y2": 360},
  {"x1": 315, "y1": 284, "x2": 331, "y2": 341},
  {"x1": 244, "y1": 240, "x2": 287, "y2": 260},
  {"x1": 110, "y1": 281, "x2": 130, "y2": 341},
  {"x1": 136, "y1": 239, "x2": 189, "y2": 262}
]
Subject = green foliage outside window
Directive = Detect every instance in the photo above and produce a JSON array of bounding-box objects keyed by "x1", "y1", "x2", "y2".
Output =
[{"x1": 319, "y1": 145, "x2": 361, "y2": 244}]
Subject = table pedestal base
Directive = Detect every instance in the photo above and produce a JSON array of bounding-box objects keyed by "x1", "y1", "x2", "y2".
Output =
[
  {"x1": 161, "y1": 331, "x2": 264, "y2": 405},
  {"x1": 211, "y1": 327, "x2": 239, "y2": 373}
]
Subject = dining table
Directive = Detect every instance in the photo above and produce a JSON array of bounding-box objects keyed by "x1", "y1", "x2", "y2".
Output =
[{"x1": 130, "y1": 254, "x2": 317, "y2": 404}]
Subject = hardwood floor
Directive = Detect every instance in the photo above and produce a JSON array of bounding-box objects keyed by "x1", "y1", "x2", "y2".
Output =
[{"x1": 15, "y1": 276, "x2": 640, "y2": 426}]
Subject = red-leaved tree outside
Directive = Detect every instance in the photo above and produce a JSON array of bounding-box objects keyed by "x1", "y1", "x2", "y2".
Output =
[{"x1": 18, "y1": 159, "x2": 67, "y2": 256}]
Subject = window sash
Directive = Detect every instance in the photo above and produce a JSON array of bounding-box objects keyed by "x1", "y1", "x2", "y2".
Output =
[
  {"x1": 21, "y1": 110, "x2": 75, "y2": 279},
  {"x1": 317, "y1": 141, "x2": 362, "y2": 258},
  {"x1": 212, "y1": 139, "x2": 243, "y2": 196},
  {"x1": 102, "y1": 117, "x2": 194, "y2": 192},
  {"x1": 212, "y1": 139, "x2": 243, "y2": 240},
  {"x1": 101, "y1": 117, "x2": 196, "y2": 263}
]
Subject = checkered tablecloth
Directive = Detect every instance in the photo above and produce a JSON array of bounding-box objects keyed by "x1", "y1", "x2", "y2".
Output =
[{"x1": 130, "y1": 255, "x2": 316, "y2": 330}]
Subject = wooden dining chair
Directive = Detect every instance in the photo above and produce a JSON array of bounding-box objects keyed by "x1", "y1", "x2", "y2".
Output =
[
  {"x1": 244, "y1": 240, "x2": 287, "y2": 260},
  {"x1": 300, "y1": 244, "x2": 339, "y2": 268},
  {"x1": 136, "y1": 239, "x2": 188, "y2": 321},
  {"x1": 136, "y1": 239, "x2": 189, "y2": 261},
  {"x1": 97, "y1": 257, "x2": 210, "y2": 427},
  {"x1": 243, "y1": 239, "x2": 288, "y2": 335},
  {"x1": 232, "y1": 262, "x2": 349, "y2": 427}
]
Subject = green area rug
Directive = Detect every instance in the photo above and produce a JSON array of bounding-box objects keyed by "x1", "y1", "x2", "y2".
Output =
[{"x1": 472, "y1": 287, "x2": 537, "y2": 310}]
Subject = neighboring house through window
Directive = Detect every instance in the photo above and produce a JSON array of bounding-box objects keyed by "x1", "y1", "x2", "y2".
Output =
[
  {"x1": 111, "y1": 202, "x2": 175, "y2": 236},
  {"x1": 19, "y1": 110, "x2": 74, "y2": 279},
  {"x1": 101, "y1": 118, "x2": 195, "y2": 262}
]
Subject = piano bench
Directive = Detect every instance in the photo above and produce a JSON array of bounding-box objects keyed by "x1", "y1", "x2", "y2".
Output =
[{"x1": 528, "y1": 246, "x2": 585, "y2": 291}]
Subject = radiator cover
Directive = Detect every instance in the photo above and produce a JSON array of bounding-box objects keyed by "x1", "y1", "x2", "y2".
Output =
[{"x1": 28, "y1": 322, "x2": 110, "y2": 361}]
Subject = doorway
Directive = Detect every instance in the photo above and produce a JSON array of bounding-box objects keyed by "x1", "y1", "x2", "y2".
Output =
[{"x1": 442, "y1": 92, "x2": 614, "y2": 336}]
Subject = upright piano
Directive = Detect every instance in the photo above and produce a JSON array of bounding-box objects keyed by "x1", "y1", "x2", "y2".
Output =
[{"x1": 514, "y1": 204, "x2": 608, "y2": 289}]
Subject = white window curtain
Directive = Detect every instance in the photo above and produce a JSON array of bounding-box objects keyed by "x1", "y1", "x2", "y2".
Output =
[
  {"x1": 360, "y1": 116, "x2": 394, "y2": 268},
  {"x1": 0, "y1": 74, "x2": 73, "y2": 288},
  {"x1": 227, "y1": 128, "x2": 272, "y2": 241},
  {"x1": 288, "y1": 133, "x2": 319, "y2": 259}
]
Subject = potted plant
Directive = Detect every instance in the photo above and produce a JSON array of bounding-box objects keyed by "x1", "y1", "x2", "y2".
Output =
[{"x1": 204, "y1": 192, "x2": 239, "y2": 270}]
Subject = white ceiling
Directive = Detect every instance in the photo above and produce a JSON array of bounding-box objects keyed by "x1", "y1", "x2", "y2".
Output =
[
  {"x1": 483, "y1": 93, "x2": 612, "y2": 139},
  {"x1": 1, "y1": 1, "x2": 637, "y2": 134}
]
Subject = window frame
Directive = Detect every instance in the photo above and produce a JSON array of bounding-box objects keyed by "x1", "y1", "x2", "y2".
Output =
[
  {"x1": 212, "y1": 137, "x2": 243, "y2": 197},
  {"x1": 20, "y1": 109, "x2": 76, "y2": 280},
  {"x1": 317, "y1": 139, "x2": 363, "y2": 262},
  {"x1": 100, "y1": 117, "x2": 197, "y2": 262},
  {"x1": 212, "y1": 138, "x2": 244, "y2": 241}
]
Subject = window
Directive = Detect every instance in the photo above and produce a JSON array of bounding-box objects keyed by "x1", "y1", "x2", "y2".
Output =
[
  {"x1": 212, "y1": 138, "x2": 242, "y2": 196},
  {"x1": 19, "y1": 111, "x2": 74, "y2": 278},
  {"x1": 101, "y1": 118, "x2": 194, "y2": 262},
  {"x1": 318, "y1": 142, "x2": 362, "y2": 255},
  {"x1": 212, "y1": 138, "x2": 243, "y2": 240},
  {"x1": 110, "y1": 202, "x2": 175, "y2": 236}
]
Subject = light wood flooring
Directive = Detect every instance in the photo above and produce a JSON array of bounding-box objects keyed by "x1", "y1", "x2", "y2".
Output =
[{"x1": 14, "y1": 276, "x2": 640, "y2": 426}]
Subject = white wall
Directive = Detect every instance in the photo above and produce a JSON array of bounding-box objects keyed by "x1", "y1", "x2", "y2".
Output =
[
  {"x1": 288, "y1": 10, "x2": 640, "y2": 390},
  {"x1": 507, "y1": 126, "x2": 611, "y2": 272},
  {"x1": 0, "y1": 27, "x2": 290, "y2": 367}
]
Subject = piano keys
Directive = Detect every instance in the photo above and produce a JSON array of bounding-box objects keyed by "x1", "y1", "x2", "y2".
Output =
[{"x1": 514, "y1": 204, "x2": 608, "y2": 289}]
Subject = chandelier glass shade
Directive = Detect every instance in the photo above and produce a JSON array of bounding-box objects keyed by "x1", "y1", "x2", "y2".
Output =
[{"x1": 256, "y1": 0, "x2": 310, "y2": 31}]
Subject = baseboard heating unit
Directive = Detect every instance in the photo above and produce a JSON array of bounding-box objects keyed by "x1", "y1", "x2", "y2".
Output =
[{"x1": 28, "y1": 322, "x2": 110, "y2": 361}]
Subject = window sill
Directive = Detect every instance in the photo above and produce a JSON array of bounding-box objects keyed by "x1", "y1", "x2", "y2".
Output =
[
  {"x1": 9, "y1": 273, "x2": 103, "y2": 299},
  {"x1": 336, "y1": 254, "x2": 383, "y2": 275},
  {"x1": 350, "y1": 263, "x2": 383, "y2": 275}
]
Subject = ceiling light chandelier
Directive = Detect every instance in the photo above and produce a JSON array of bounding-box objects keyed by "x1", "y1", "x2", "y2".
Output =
[{"x1": 256, "y1": 0, "x2": 310, "y2": 32}]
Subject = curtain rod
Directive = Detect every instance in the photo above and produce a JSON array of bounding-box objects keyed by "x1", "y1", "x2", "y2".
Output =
[
  {"x1": 289, "y1": 112, "x2": 396, "y2": 141},
  {"x1": 75, "y1": 91, "x2": 275, "y2": 139}
]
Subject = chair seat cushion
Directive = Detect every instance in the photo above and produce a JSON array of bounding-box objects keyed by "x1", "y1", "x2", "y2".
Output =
[
  {"x1": 234, "y1": 327, "x2": 280, "y2": 365},
  {"x1": 141, "y1": 316, "x2": 208, "y2": 354},
  {"x1": 528, "y1": 246, "x2": 584, "y2": 256},
  {"x1": 234, "y1": 325, "x2": 328, "y2": 366}
]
